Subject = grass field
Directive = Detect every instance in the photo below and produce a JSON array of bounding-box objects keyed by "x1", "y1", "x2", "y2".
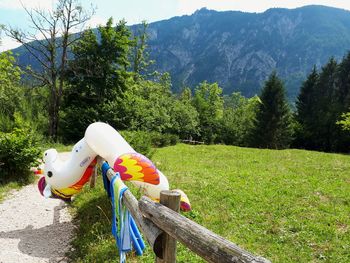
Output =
[{"x1": 69, "y1": 144, "x2": 350, "y2": 263}]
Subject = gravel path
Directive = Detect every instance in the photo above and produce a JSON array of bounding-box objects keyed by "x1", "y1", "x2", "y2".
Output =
[{"x1": 0, "y1": 153, "x2": 75, "y2": 263}]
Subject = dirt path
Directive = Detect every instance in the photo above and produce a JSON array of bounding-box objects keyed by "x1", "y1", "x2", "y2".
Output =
[{"x1": 0, "y1": 153, "x2": 74, "y2": 263}]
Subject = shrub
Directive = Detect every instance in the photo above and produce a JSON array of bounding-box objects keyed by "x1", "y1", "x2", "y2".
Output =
[
  {"x1": 0, "y1": 127, "x2": 41, "y2": 183},
  {"x1": 120, "y1": 130, "x2": 154, "y2": 157},
  {"x1": 149, "y1": 132, "x2": 179, "y2": 147},
  {"x1": 0, "y1": 112, "x2": 15, "y2": 132},
  {"x1": 120, "y1": 130, "x2": 179, "y2": 157}
]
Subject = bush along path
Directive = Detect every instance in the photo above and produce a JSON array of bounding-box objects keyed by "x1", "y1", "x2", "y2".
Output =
[{"x1": 0, "y1": 180, "x2": 74, "y2": 263}]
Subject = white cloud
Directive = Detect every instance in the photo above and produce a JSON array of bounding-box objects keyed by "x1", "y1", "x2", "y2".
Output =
[
  {"x1": 0, "y1": 0, "x2": 56, "y2": 10},
  {"x1": 85, "y1": 15, "x2": 106, "y2": 29},
  {"x1": 0, "y1": 35, "x2": 21, "y2": 52}
]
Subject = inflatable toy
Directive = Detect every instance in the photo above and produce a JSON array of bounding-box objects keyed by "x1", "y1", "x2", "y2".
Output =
[
  {"x1": 38, "y1": 122, "x2": 191, "y2": 210},
  {"x1": 37, "y1": 122, "x2": 191, "y2": 262}
]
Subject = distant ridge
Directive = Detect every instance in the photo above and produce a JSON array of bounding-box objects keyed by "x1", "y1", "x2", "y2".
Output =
[{"x1": 10, "y1": 5, "x2": 350, "y2": 99}]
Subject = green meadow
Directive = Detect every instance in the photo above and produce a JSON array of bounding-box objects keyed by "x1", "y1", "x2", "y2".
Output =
[{"x1": 69, "y1": 144, "x2": 350, "y2": 263}]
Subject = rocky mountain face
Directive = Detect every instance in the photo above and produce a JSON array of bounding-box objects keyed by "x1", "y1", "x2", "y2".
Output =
[
  {"x1": 10, "y1": 5, "x2": 350, "y2": 99},
  {"x1": 141, "y1": 5, "x2": 350, "y2": 98}
]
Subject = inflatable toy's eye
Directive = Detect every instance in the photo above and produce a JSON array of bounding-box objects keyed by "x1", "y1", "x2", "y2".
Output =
[
  {"x1": 45, "y1": 153, "x2": 47, "y2": 156},
  {"x1": 47, "y1": 171, "x2": 53, "y2": 177},
  {"x1": 76, "y1": 149, "x2": 78, "y2": 153}
]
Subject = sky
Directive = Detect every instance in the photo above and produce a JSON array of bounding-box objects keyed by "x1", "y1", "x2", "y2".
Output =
[{"x1": 1, "y1": 0, "x2": 350, "y2": 51}]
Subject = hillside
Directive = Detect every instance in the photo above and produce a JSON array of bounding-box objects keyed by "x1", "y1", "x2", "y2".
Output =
[
  {"x1": 70, "y1": 144, "x2": 350, "y2": 263},
  {"x1": 10, "y1": 5, "x2": 350, "y2": 99},
  {"x1": 144, "y1": 5, "x2": 350, "y2": 98}
]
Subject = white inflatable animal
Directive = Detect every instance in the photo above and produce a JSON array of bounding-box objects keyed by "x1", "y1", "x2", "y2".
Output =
[{"x1": 38, "y1": 122, "x2": 191, "y2": 211}]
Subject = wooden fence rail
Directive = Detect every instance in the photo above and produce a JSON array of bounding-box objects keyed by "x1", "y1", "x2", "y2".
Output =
[
  {"x1": 105, "y1": 166, "x2": 270, "y2": 263},
  {"x1": 182, "y1": 139, "x2": 205, "y2": 145}
]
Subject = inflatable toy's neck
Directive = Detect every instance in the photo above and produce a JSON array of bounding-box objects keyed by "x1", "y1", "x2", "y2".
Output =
[{"x1": 44, "y1": 138, "x2": 97, "y2": 189}]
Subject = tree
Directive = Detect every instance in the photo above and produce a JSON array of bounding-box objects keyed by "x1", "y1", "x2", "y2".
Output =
[
  {"x1": 251, "y1": 71, "x2": 292, "y2": 149},
  {"x1": 131, "y1": 21, "x2": 154, "y2": 81},
  {"x1": 169, "y1": 88, "x2": 199, "y2": 139},
  {"x1": 6, "y1": 0, "x2": 94, "y2": 140},
  {"x1": 220, "y1": 92, "x2": 260, "y2": 146},
  {"x1": 122, "y1": 72, "x2": 174, "y2": 134},
  {"x1": 337, "y1": 52, "x2": 350, "y2": 111},
  {"x1": 312, "y1": 58, "x2": 339, "y2": 151},
  {"x1": 192, "y1": 81, "x2": 223, "y2": 143},
  {"x1": 295, "y1": 56, "x2": 350, "y2": 152},
  {"x1": 334, "y1": 53, "x2": 350, "y2": 150},
  {"x1": 0, "y1": 51, "x2": 22, "y2": 113},
  {"x1": 0, "y1": 51, "x2": 23, "y2": 131},
  {"x1": 336, "y1": 112, "x2": 350, "y2": 131},
  {"x1": 295, "y1": 66, "x2": 319, "y2": 148},
  {"x1": 61, "y1": 18, "x2": 133, "y2": 141}
]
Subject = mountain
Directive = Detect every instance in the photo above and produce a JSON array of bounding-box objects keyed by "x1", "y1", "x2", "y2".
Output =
[
  {"x1": 142, "y1": 5, "x2": 350, "y2": 98},
  {"x1": 11, "y1": 5, "x2": 350, "y2": 99}
]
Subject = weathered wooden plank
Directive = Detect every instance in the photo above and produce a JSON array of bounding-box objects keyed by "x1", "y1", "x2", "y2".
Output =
[
  {"x1": 182, "y1": 139, "x2": 205, "y2": 145},
  {"x1": 105, "y1": 168, "x2": 164, "y2": 258},
  {"x1": 139, "y1": 196, "x2": 271, "y2": 263},
  {"x1": 155, "y1": 190, "x2": 181, "y2": 263}
]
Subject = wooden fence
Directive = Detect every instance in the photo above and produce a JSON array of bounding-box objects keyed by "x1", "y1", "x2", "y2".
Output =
[
  {"x1": 182, "y1": 139, "x2": 205, "y2": 145},
  {"x1": 105, "y1": 167, "x2": 271, "y2": 263}
]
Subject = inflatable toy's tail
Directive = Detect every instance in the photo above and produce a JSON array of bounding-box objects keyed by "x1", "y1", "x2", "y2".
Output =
[{"x1": 174, "y1": 189, "x2": 191, "y2": 212}]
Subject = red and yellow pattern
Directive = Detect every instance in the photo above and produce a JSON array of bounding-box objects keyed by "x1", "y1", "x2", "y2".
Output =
[
  {"x1": 113, "y1": 153, "x2": 160, "y2": 185},
  {"x1": 52, "y1": 158, "x2": 97, "y2": 200}
]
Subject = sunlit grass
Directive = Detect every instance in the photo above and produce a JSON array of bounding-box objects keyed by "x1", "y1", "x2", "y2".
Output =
[
  {"x1": 69, "y1": 144, "x2": 350, "y2": 263},
  {"x1": 40, "y1": 142, "x2": 74, "y2": 153}
]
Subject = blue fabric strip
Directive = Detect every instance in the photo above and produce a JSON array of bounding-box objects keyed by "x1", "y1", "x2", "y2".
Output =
[
  {"x1": 101, "y1": 162, "x2": 111, "y2": 197},
  {"x1": 103, "y1": 162, "x2": 145, "y2": 262}
]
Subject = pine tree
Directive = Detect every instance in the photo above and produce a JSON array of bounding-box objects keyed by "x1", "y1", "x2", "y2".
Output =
[
  {"x1": 251, "y1": 71, "x2": 292, "y2": 149},
  {"x1": 312, "y1": 58, "x2": 338, "y2": 151},
  {"x1": 295, "y1": 66, "x2": 318, "y2": 148},
  {"x1": 337, "y1": 52, "x2": 350, "y2": 111},
  {"x1": 295, "y1": 56, "x2": 350, "y2": 152}
]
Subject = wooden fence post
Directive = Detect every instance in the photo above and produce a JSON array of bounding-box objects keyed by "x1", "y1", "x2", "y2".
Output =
[{"x1": 155, "y1": 190, "x2": 181, "y2": 263}]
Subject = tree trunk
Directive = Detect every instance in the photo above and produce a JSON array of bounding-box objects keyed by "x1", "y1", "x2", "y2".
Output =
[{"x1": 48, "y1": 82, "x2": 59, "y2": 141}]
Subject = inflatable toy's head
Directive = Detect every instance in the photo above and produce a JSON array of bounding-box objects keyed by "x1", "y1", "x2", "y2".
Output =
[
  {"x1": 38, "y1": 176, "x2": 46, "y2": 196},
  {"x1": 43, "y1": 149, "x2": 59, "y2": 186},
  {"x1": 42, "y1": 139, "x2": 97, "y2": 190},
  {"x1": 44, "y1": 149, "x2": 58, "y2": 163}
]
